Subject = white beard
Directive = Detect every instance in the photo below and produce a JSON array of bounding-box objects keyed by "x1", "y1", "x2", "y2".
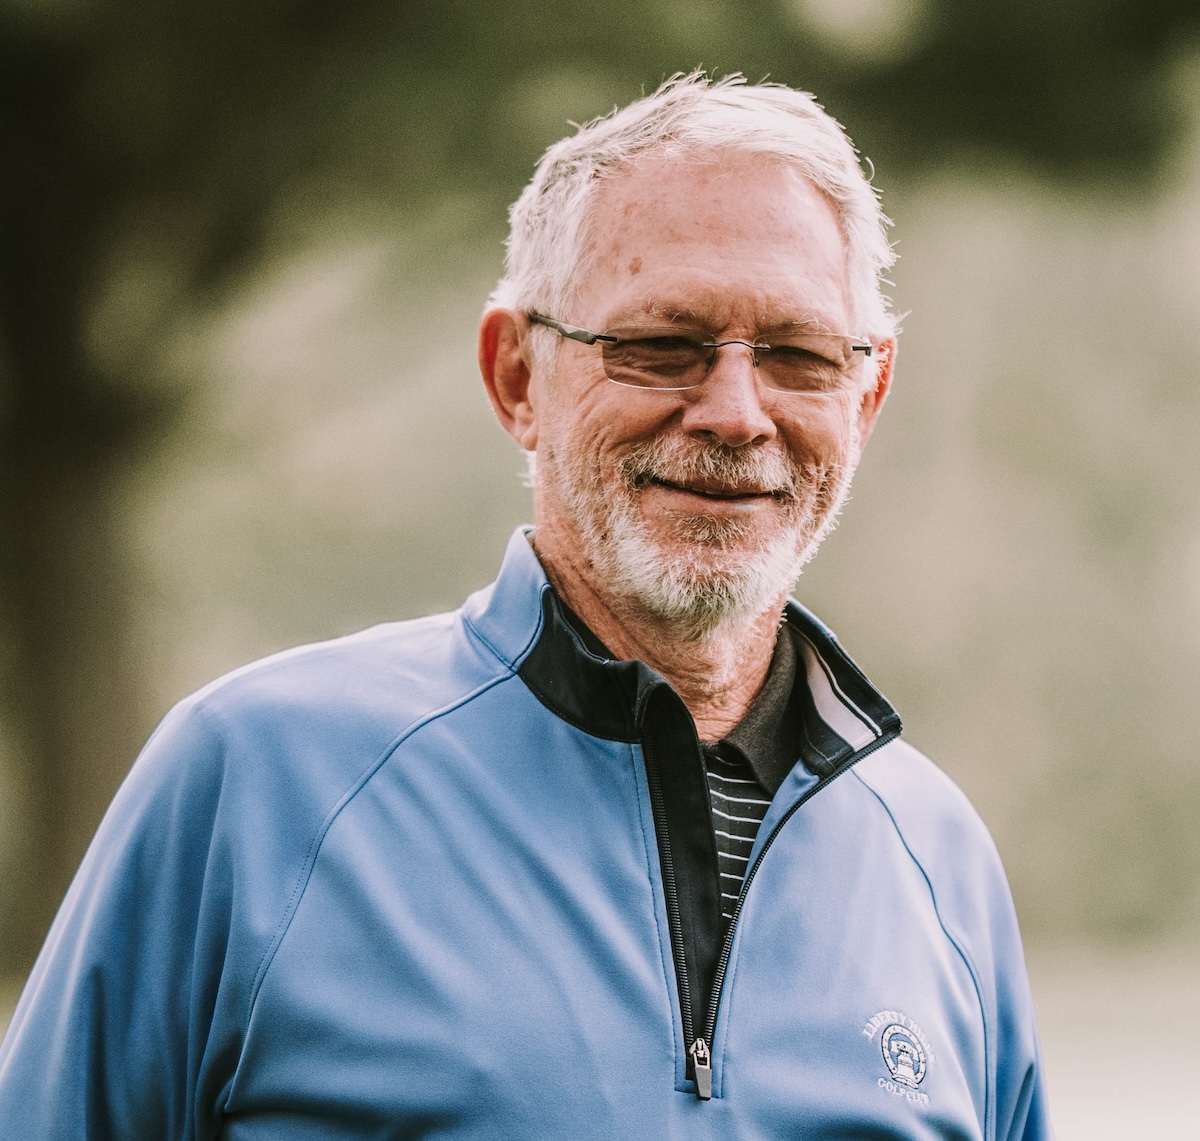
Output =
[{"x1": 544, "y1": 432, "x2": 856, "y2": 641}]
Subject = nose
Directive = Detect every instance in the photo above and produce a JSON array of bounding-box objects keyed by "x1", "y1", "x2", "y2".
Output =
[{"x1": 679, "y1": 341, "x2": 777, "y2": 448}]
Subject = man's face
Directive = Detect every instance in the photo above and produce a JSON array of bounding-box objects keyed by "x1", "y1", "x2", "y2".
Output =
[{"x1": 526, "y1": 153, "x2": 892, "y2": 636}]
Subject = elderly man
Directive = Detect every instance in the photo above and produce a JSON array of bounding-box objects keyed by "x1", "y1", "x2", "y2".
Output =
[{"x1": 0, "y1": 75, "x2": 1050, "y2": 1138}]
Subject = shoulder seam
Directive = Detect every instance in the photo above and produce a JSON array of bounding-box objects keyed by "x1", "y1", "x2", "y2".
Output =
[
  {"x1": 232, "y1": 667, "x2": 521, "y2": 1103},
  {"x1": 460, "y1": 591, "x2": 543, "y2": 674}
]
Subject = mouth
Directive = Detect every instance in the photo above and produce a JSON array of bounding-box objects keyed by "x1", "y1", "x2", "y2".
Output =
[{"x1": 645, "y1": 476, "x2": 782, "y2": 501}]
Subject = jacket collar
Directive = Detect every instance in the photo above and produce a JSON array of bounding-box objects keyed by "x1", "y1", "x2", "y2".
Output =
[{"x1": 463, "y1": 527, "x2": 901, "y2": 775}]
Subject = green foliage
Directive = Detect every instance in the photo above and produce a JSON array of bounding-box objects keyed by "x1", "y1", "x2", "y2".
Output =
[
  {"x1": 3, "y1": 0, "x2": 1196, "y2": 449},
  {"x1": 0, "y1": 0, "x2": 1198, "y2": 970}
]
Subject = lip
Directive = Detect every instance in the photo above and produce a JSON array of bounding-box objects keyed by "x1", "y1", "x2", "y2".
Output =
[
  {"x1": 646, "y1": 477, "x2": 781, "y2": 508},
  {"x1": 651, "y1": 477, "x2": 776, "y2": 498}
]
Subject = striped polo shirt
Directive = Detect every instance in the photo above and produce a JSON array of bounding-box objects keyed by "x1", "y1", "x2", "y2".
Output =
[
  {"x1": 699, "y1": 628, "x2": 800, "y2": 927},
  {"x1": 563, "y1": 603, "x2": 803, "y2": 933}
]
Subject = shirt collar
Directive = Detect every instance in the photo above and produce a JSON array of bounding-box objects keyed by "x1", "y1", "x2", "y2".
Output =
[
  {"x1": 562, "y1": 598, "x2": 815, "y2": 795},
  {"x1": 477, "y1": 528, "x2": 902, "y2": 776},
  {"x1": 718, "y1": 625, "x2": 800, "y2": 795}
]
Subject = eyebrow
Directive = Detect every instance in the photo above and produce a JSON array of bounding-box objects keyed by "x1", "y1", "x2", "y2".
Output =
[{"x1": 606, "y1": 302, "x2": 848, "y2": 336}]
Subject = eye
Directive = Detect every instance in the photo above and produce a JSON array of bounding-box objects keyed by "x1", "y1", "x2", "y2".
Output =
[
  {"x1": 759, "y1": 337, "x2": 852, "y2": 393},
  {"x1": 638, "y1": 335, "x2": 703, "y2": 352},
  {"x1": 606, "y1": 336, "x2": 706, "y2": 375},
  {"x1": 768, "y1": 344, "x2": 839, "y2": 367}
]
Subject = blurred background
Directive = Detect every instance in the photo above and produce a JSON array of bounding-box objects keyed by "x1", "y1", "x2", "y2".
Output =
[{"x1": 2, "y1": 0, "x2": 1199, "y2": 1133}]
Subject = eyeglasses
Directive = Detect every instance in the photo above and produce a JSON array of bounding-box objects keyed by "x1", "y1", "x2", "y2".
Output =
[{"x1": 528, "y1": 313, "x2": 873, "y2": 395}]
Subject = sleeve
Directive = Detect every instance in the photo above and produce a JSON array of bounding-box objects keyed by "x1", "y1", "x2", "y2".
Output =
[
  {"x1": 993, "y1": 953, "x2": 1055, "y2": 1141},
  {"x1": 853, "y1": 744, "x2": 1056, "y2": 1141},
  {"x1": 0, "y1": 700, "x2": 252, "y2": 1140},
  {"x1": 1000, "y1": 1050, "x2": 1054, "y2": 1141},
  {"x1": 965, "y1": 828, "x2": 1056, "y2": 1141}
]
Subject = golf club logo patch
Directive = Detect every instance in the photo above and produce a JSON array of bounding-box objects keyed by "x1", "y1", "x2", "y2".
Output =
[
  {"x1": 881, "y1": 1023, "x2": 927, "y2": 1087},
  {"x1": 863, "y1": 1010, "x2": 933, "y2": 1105}
]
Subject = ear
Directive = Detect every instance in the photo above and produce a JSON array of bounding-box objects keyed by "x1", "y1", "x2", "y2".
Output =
[
  {"x1": 479, "y1": 308, "x2": 540, "y2": 451},
  {"x1": 852, "y1": 336, "x2": 895, "y2": 453}
]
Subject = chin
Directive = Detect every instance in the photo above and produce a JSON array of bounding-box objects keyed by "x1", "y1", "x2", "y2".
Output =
[
  {"x1": 598, "y1": 515, "x2": 822, "y2": 641},
  {"x1": 548, "y1": 434, "x2": 856, "y2": 638}
]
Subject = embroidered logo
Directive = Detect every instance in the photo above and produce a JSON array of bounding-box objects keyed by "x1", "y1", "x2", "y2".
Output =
[
  {"x1": 863, "y1": 1010, "x2": 933, "y2": 1105},
  {"x1": 881, "y1": 1023, "x2": 927, "y2": 1087}
]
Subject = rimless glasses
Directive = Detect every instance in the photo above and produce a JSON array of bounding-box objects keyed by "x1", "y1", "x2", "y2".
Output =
[{"x1": 528, "y1": 313, "x2": 873, "y2": 395}]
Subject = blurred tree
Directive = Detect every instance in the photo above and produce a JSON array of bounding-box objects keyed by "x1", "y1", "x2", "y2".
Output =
[{"x1": 1, "y1": 0, "x2": 1197, "y2": 972}]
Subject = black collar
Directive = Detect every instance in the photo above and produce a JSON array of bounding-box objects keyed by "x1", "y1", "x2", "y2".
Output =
[{"x1": 518, "y1": 584, "x2": 900, "y2": 780}]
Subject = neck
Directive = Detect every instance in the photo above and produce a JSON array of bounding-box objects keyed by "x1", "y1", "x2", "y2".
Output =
[{"x1": 531, "y1": 531, "x2": 785, "y2": 741}]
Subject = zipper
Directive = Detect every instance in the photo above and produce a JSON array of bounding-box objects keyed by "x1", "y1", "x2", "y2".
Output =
[
  {"x1": 689, "y1": 1037, "x2": 712, "y2": 1099},
  {"x1": 647, "y1": 726, "x2": 898, "y2": 1101},
  {"x1": 642, "y1": 733, "x2": 697, "y2": 1051}
]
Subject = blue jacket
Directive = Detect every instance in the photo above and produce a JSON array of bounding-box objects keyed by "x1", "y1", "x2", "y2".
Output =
[{"x1": 0, "y1": 529, "x2": 1050, "y2": 1139}]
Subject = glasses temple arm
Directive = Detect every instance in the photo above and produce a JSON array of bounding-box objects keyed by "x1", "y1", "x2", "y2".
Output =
[{"x1": 528, "y1": 314, "x2": 618, "y2": 345}]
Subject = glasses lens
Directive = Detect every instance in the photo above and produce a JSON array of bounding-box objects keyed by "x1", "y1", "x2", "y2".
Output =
[
  {"x1": 595, "y1": 328, "x2": 871, "y2": 392},
  {"x1": 600, "y1": 334, "x2": 710, "y2": 389},
  {"x1": 755, "y1": 334, "x2": 869, "y2": 393}
]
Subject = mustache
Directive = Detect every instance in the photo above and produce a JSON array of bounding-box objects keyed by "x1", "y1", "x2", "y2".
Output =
[{"x1": 617, "y1": 437, "x2": 804, "y2": 500}]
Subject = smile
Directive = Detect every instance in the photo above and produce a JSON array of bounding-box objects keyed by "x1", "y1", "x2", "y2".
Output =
[{"x1": 648, "y1": 477, "x2": 779, "y2": 501}]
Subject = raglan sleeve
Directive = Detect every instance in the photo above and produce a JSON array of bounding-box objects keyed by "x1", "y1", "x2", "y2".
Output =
[
  {"x1": 980, "y1": 823, "x2": 1055, "y2": 1141},
  {"x1": 856, "y1": 744, "x2": 1056, "y2": 1141},
  {"x1": 0, "y1": 698, "x2": 252, "y2": 1140},
  {"x1": 999, "y1": 1045, "x2": 1053, "y2": 1141},
  {"x1": 992, "y1": 937, "x2": 1055, "y2": 1141}
]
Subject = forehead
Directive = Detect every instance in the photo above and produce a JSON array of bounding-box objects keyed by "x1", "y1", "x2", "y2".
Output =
[{"x1": 574, "y1": 153, "x2": 853, "y2": 332}]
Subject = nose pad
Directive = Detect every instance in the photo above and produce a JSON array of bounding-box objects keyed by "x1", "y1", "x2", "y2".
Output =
[
  {"x1": 686, "y1": 341, "x2": 777, "y2": 446},
  {"x1": 704, "y1": 339, "x2": 765, "y2": 374}
]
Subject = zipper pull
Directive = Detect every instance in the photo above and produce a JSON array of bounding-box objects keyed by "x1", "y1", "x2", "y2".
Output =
[{"x1": 689, "y1": 1037, "x2": 712, "y2": 1100}]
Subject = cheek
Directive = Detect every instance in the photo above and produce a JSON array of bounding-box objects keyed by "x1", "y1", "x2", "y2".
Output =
[
  {"x1": 552, "y1": 391, "x2": 670, "y2": 466},
  {"x1": 539, "y1": 404, "x2": 624, "y2": 485},
  {"x1": 779, "y1": 398, "x2": 859, "y2": 463}
]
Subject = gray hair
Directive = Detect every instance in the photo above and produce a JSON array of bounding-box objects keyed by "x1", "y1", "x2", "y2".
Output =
[{"x1": 487, "y1": 71, "x2": 898, "y2": 355}]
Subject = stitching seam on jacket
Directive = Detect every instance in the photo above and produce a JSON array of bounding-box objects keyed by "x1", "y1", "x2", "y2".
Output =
[
  {"x1": 237, "y1": 669, "x2": 522, "y2": 1080},
  {"x1": 849, "y1": 765, "x2": 994, "y2": 1141},
  {"x1": 460, "y1": 588, "x2": 546, "y2": 674}
]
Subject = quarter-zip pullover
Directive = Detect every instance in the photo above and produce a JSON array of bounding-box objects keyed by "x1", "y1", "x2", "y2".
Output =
[{"x1": 0, "y1": 528, "x2": 1052, "y2": 1140}]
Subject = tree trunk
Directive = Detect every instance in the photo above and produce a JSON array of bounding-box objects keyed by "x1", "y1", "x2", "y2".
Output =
[{"x1": 1, "y1": 449, "x2": 145, "y2": 974}]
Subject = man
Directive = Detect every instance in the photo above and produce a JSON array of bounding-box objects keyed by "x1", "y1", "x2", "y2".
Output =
[{"x1": 0, "y1": 74, "x2": 1051, "y2": 1138}]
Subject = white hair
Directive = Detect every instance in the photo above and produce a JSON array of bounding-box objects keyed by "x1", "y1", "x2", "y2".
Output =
[{"x1": 488, "y1": 71, "x2": 898, "y2": 352}]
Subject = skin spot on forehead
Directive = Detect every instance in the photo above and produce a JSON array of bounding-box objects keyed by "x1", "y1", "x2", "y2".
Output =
[{"x1": 583, "y1": 155, "x2": 854, "y2": 332}]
